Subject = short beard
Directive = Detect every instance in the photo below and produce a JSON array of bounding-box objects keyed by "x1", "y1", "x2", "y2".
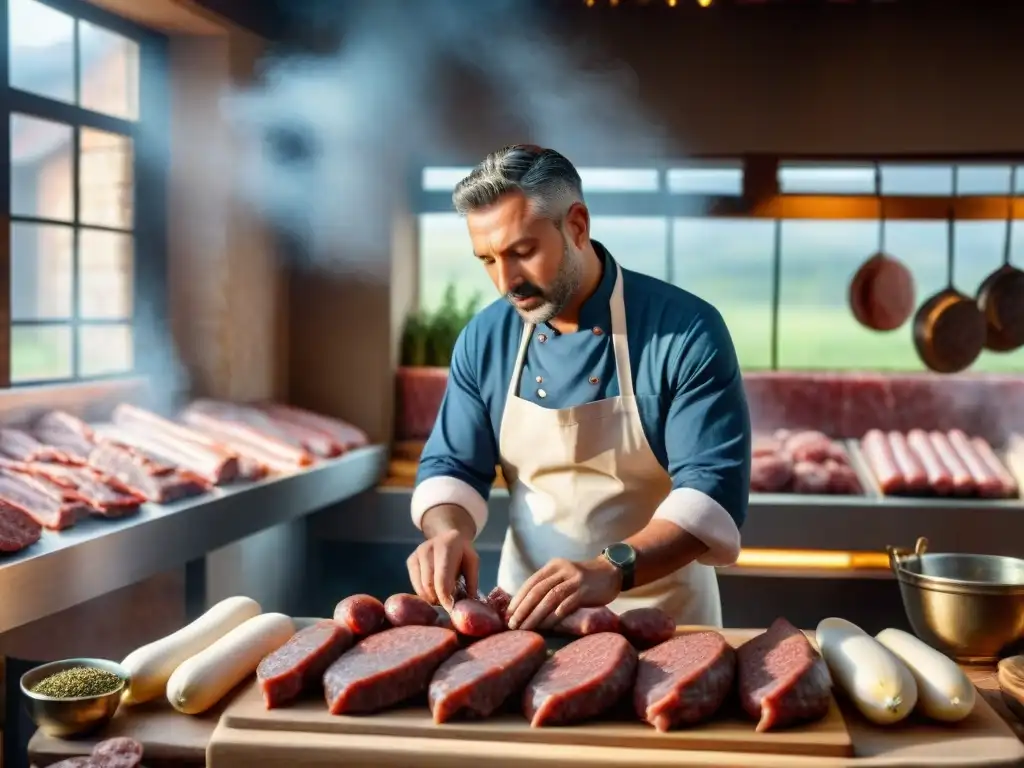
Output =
[{"x1": 507, "y1": 238, "x2": 582, "y2": 324}]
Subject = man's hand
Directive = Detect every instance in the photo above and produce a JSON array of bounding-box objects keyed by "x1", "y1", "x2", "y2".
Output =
[
  {"x1": 407, "y1": 505, "x2": 479, "y2": 611},
  {"x1": 506, "y1": 556, "x2": 622, "y2": 631}
]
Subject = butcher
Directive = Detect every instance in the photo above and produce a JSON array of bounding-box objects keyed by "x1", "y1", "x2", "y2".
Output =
[{"x1": 407, "y1": 145, "x2": 751, "y2": 629}]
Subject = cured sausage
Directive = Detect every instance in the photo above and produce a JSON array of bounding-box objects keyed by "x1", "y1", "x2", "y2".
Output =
[
  {"x1": 887, "y1": 431, "x2": 928, "y2": 492},
  {"x1": 861, "y1": 429, "x2": 904, "y2": 494},
  {"x1": 906, "y1": 429, "x2": 953, "y2": 495},
  {"x1": 948, "y1": 430, "x2": 1003, "y2": 498},
  {"x1": 333, "y1": 594, "x2": 387, "y2": 636},
  {"x1": 928, "y1": 431, "x2": 975, "y2": 495},
  {"x1": 554, "y1": 606, "x2": 620, "y2": 636},
  {"x1": 619, "y1": 608, "x2": 676, "y2": 648},
  {"x1": 450, "y1": 599, "x2": 503, "y2": 638},
  {"x1": 384, "y1": 593, "x2": 438, "y2": 627},
  {"x1": 971, "y1": 437, "x2": 1019, "y2": 498}
]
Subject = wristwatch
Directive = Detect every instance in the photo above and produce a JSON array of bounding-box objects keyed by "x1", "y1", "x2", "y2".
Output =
[{"x1": 601, "y1": 542, "x2": 637, "y2": 592}]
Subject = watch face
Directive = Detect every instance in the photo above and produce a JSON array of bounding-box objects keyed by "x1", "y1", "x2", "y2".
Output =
[{"x1": 605, "y1": 542, "x2": 636, "y2": 568}]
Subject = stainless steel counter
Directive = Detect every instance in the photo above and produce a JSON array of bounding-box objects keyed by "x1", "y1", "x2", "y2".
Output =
[{"x1": 0, "y1": 445, "x2": 387, "y2": 634}]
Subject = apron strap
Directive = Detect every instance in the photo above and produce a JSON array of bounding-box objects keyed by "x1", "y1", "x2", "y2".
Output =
[
  {"x1": 608, "y1": 264, "x2": 635, "y2": 399},
  {"x1": 507, "y1": 322, "x2": 534, "y2": 402}
]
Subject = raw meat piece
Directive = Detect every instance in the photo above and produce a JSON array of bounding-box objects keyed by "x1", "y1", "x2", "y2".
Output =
[
  {"x1": 861, "y1": 429, "x2": 904, "y2": 494},
  {"x1": 486, "y1": 586, "x2": 512, "y2": 624},
  {"x1": 554, "y1": 606, "x2": 620, "y2": 636},
  {"x1": 928, "y1": 431, "x2": 976, "y2": 495},
  {"x1": 0, "y1": 469, "x2": 89, "y2": 529},
  {"x1": 384, "y1": 593, "x2": 438, "y2": 627},
  {"x1": 0, "y1": 427, "x2": 77, "y2": 463},
  {"x1": 0, "y1": 501, "x2": 42, "y2": 552},
  {"x1": 181, "y1": 400, "x2": 314, "y2": 469},
  {"x1": 971, "y1": 437, "x2": 1019, "y2": 497},
  {"x1": 784, "y1": 431, "x2": 834, "y2": 463},
  {"x1": 523, "y1": 632, "x2": 638, "y2": 727},
  {"x1": 948, "y1": 430, "x2": 1003, "y2": 498},
  {"x1": 86, "y1": 443, "x2": 207, "y2": 504},
  {"x1": 259, "y1": 402, "x2": 369, "y2": 453},
  {"x1": 750, "y1": 454, "x2": 793, "y2": 492},
  {"x1": 752, "y1": 435, "x2": 782, "y2": 458},
  {"x1": 33, "y1": 411, "x2": 97, "y2": 462},
  {"x1": 428, "y1": 630, "x2": 547, "y2": 723},
  {"x1": 907, "y1": 429, "x2": 953, "y2": 495},
  {"x1": 91, "y1": 736, "x2": 143, "y2": 768},
  {"x1": 450, "y1": 599, "x2": 503, "y2": 637},
  {"x1": 736, "y1": 618, "x2": 831, "y2": 732},
  {"x1": 323, "y1": 625, "x2": 459, "y2": 714},
  {"x1": 620, "y1": 608, "x2": 676, "y2": 648},
  {"x1": 823, "y1": 460, "x2": 862, "y2": 495},
  {"x1": 0, "y1": 459, "x2": 143, "y2": 517},
  {"x1": 887, "y1": 431, "x2": 928, "y2": 492},
  {"x1": 258, "y1": 620, "x2": 353, "y2": 708},
  {"x1": 334, "y1": 594, "x2": 387, "y2": 636},
  {"x1": 791, "y1": 461, "x2": 830, "y2": 494},
  {"x1": 634, "y1": 631, "x2": 736, "y2": 731}
]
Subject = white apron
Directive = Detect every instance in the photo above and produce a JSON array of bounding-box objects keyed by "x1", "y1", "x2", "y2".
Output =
[{"x1": 496, "y1": 264, "x2": 723, "y2": 627}]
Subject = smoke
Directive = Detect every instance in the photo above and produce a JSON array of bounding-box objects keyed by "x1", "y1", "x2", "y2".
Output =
[{"x1": 222, "y1": 0, "x2": 669, "y2": 269}]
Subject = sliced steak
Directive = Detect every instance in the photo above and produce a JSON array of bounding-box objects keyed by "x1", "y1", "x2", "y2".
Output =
[
  {"x1": 736, "y1": 618, "x2": 831, "y2": 732},
  {"x1": 634, "y1": 631, "x2": 736, "y2": 731},
  {"x1": 523, "y1": 632, "x2": 638, "y2": 727},
  {"x1": 619, "y1": 607, "x2": 676, "y2": 649},
  {"x1": 258, "y1": 620, "x2": 353, "y2": 708},
  {"x1": 553, "y1": 606, "x2": 620, "y2": 636},
  {"x1": 428, "y1": 630, "x2": 547, "y2": 723},
  {"x1": 323, "y1": 625, "x2": 459, "y2": 714},
  {"x1": 0, "y1": 500, "x2": 42, "y2": 552}
]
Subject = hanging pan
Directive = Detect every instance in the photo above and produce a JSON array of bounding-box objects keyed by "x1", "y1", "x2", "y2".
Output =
[
  {"x1": 913, "y1": 185, "x2": 987, "y2": 374},
  {"x1": 849, "y1": 164, "x2": 915, "y2": 331},
  {"x1": 976, "y1": 166, "x2": 1024, "y2": 352}
]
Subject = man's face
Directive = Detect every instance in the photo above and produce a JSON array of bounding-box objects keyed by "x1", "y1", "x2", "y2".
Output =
[{"x1": 466, "y1": 191, "x2": 589, "y2": 324}]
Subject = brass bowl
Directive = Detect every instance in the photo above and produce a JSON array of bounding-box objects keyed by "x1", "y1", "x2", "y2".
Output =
[
  {"x1": 20, "y1": 658, "x2": 128, "y2": 738},
  {"x1": 888, "y1": 537, "x2": 1024, "y2": 664}
]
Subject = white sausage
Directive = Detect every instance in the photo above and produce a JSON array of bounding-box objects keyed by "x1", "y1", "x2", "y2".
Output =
[
  {"x1": 121, "y1": 596, "x2": 261, "y2": 705},
  {"x1": 166, "y1": 612, "x2": 294, "y2": 715},
  {"x1": 816, "y1": 617, "x2": 917, "y2": 725},
  {"x1": 875, "y1": 628, "x2": 975, "y2": 722}
]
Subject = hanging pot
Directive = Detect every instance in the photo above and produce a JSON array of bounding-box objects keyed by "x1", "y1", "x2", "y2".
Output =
[
  {"x1": 849, "y1": 164, "x2": 915, "y2": 332},
  {"x1": 976, "y1": 166, "x2": 1024, "y2": 352}
]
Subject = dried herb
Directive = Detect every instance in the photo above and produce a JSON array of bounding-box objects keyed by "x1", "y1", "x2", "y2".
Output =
[{"x1": 31, "y1": 667, "x2": 122, "y2": 698}]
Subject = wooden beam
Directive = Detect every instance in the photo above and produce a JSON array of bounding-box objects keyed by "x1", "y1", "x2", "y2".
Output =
[{"x1": 83, "y1": 0, "x2": 234, "y2": 35}]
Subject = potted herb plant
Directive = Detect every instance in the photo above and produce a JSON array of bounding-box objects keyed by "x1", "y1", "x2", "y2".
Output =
[{"x1": 395, "y1": 284, "x2": 482, "y2": 441}]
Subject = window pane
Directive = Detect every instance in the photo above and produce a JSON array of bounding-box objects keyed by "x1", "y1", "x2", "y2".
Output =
[
  {"x1": 778, "y1": 163, "x2": 875, "y2": 194},
  {"x1": 579, "y1": 169, "x2": 658, "y2": 193},
  {"x1": 8, "y1": 0, "x2": 74, "y2": 103},
  {"x1": 79, "y1": 128, "x2": 133, "y2": 228},
  {"x1": 11, "y1": 114, "x2": 73, "y2": 221},
  {"x1": 668, "y1": 165, "x2": 743, "y2": 196},
  {"x1": 79, "y1": 229, "x2": 132, "y2": 319},
  {"x1": 422, "y1": 167, "x2": 471, "y2": 192},
  {"x1": 80, "y1": 21, "x2": 140, "y2": 121},
  {"x1": 880, "y1": 164, "x2": 953, "y2": 196},
  {"x1": 11, "y1": 222, "x2": 72, "y2": 319},
  {"x1": 957, "y1": 165, "x2": 1014, "y2": 196},
  {"x1": 672, "y1": 219, "x2": 774, "y2": 370},
  {"x1": 592, "y1": 217, "x2": 667, "y2": 280},
  {"x1": 79, "y1": 324, "x2": 133, "y2": 376},
  {"x1": 418, "y1": 213, "x2": 494, "y2": 312},
  {"x1": 11, "y1": 324, "x2": 72, "y2": 382}
]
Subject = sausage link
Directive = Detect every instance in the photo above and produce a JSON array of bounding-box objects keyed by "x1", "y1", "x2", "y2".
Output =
[
  {"x1": 928, "y1": 431, "x2": 976, "y2": 495},
  {"x1": 948, "y1": 430, "x2": 1003, "y2": 498},
  {"x1": 906, "y1": 429, "x2": 952, "y2": 495},
  {"x1": 861, "y1": 429, "x2": 904, "y2": 494},
  {"x1": 887, "y1": 431, "x2": 928, "y2": 492},
  {"x1": 970, "y1": 437, "x2": 1019, "y2": 498}
]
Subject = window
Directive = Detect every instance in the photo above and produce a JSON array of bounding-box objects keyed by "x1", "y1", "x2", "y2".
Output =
[{"x1": 4, "y1": 0, "x2": 161, "y2": 385}]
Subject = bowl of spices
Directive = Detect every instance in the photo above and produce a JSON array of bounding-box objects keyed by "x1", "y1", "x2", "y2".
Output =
[{"x1": 20, "y1": 658, "x2": 129, "y2": 738}]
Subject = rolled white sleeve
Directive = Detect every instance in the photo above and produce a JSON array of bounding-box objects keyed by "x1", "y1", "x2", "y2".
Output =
[
  {"x1": 411, "y1": 475, "x2": 489, "y2": 540},
  {"x1": 652, "y1": 487, "x2": 741, "y2": 566}
]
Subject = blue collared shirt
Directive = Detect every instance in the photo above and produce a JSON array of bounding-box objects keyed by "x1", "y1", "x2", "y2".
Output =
[{"x1": 411, "y1": 243, "x2": 751, "y2": 565}]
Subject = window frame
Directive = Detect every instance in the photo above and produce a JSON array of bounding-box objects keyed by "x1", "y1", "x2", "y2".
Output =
[{"x1": 0, "y1": 0, "x2": 169, "y2": 387}]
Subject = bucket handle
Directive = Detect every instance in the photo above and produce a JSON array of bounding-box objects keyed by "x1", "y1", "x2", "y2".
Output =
[{"x1": 886, "y1": 536, "x2": 929, "y2": 574}]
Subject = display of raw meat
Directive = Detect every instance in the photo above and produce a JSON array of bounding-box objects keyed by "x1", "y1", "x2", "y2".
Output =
[
  {"x1": 0, "y1": 459, "x2": 143, "y2": 518},
  {"x1": 750, "y1": 430, "x2": 861, "y2": 495},
  {"x1": 449, "y1": 598, "x2": 503, "y2": 638},
  {"x1": 0, "y1": 501, "x2": 42, "y2": 553},
  {"x1": 428, "y1": 630, "x2": 547, "y2": 723},
  {"x1": 861, "y1": 429, "x2": 1018, "y2": 499},
  {"x1": 0, "y1": 468, "x2": 91, "y2": 530},
  {"x1": 87, "y1": 443, "x2": 208, "y2": 504},
  {"x1": 334, "y1": 594, "x2": 387, "y2": 636},
  {"x1": 634, "y1": 631, "x2": 736, "y2": 731},
  {"x1": 258, "y1": 402, "x2": 369, "y2": 455},
  {"x1": 619, "y1": 607, "x2": 676, "y2": 648},
  {"x1": 0, "y1": 427, "x2": 78, "y2": 464},
  {"x1": 91, "y1": 736, "x2": 144, "y2": 767},
  {"x1": 554, "y1": 606, "x2": 621, "y2": 636},
  {"x1": 258, "y1": 620, "x2": 353, "y2": 708},
  {"x1": 323, "y1": 625, "x2": 459, "y2": 714},
  {"x1": 750, "y1": 454, "x2": 794, "y2": 492},
  {"x1": 180, "y1": 400, "x2": 314, "y2": 472},
  {"x1": 106, "y1": 404, "x2": 241, "y2": 485},
  {"x1": 736, "y1": 617, "x2": 831, "y2": 732},
  {"x1": 523, "y1": 632, "x2": 638, "y2": 727},
  {"x1": 384, "y1": 593, "x2": 438, "y2": 627},
  {"x1": 32, "y1": 411, "x2": 97, "y2": 462}
]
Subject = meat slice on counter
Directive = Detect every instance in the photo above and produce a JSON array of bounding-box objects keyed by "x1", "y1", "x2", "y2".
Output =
[
  {"x1": 948, "y1": 430, "x2": 1004, "y2": 498},
  {"x1": 180, "y1": 400, "x2": 314, "y2": 472},
  {"x1": 449, "y1": 599, "x2": 503, "y2": 638},
  {"x1": 0, "y1": 427, "x2": 78, "y2": 464},
  {"x1": 259, "y1": 403, "x2": 369, "y2": 455},
  {"x1": 619, "y1": 607, "x2": 676, "y2": 649},
  {"x1": 524, "y1": 632, "x2": 638, "y2": 727},
  {"x1": 32, "y1": 410, "x2": 98, "y2": 463},
  {"x1": 928, "y1": 431, "x2": 976, "y2": 495},
  {"x1": 323, "y1": 625, "x2": 459, "y2": 714},
  {"x1": 887, "y1": 431, "x2": 929, "y2": 494},
  {"x1": 384, "y1": 593, "x2": 438, "y2": 627},
  {"x1": 428, "y1": 630, "x2": 547, "y2": 723},
  {"x1": 258, "y1": 620, "x2": 353, "y2": 708},
  {"x1": 634, "y1": 631, "x2": 736, "y2": 731},
  {"x1": 0, "y1": 501, "x2": 42, "y2": 553},
  {"x1": 334, "y1": 594, "x2": 387, "y2": 636},
  {"x1": 860, "y1": 429, "x2": 905, "y2": 495},
  {"x1": 750, "y1": 453, "x2": 794, "y2": 493},
  {"x1": 0, "y1": 468, "x2": 90, "y2": 530},
  {"x1": 554, "y1": 606, "x2": 620, "y2": 636},
  {"x1": 87, "y1": 443, "x2": 207, "y2": 504},
  {"x1": 736, "y1": 617, "x2": 831, "y2": 732},
  {"x1": 972, "y1": 436, "x2": 1019, "y2": 498},
  {"x1": 906, "y1": 429, "x2": 953, "y2": 495},
  {"x1": 0, "y1": 459, "x2": 143, "y2": 517}
]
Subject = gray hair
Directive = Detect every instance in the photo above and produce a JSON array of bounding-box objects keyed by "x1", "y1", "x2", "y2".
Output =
[{"x1": 452, "y1": 145, "x2": 584, "y2": 219}]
